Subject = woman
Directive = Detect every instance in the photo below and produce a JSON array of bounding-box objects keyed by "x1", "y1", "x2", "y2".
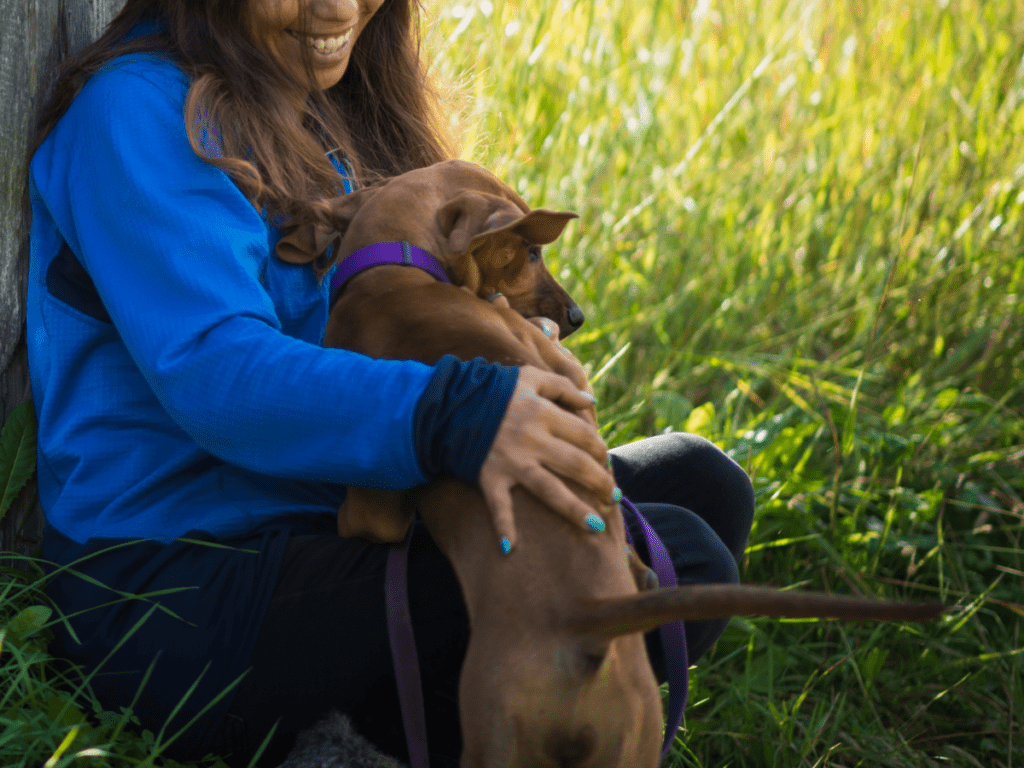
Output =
[{"x1": 28, "y1": 0, "x2": 754, "y2": 765}]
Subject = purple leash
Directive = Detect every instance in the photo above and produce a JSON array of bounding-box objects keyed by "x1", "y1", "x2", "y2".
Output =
[
  {"x1": 342, "y1": 241, "x2": 444, "y2": 766},
  {"x1": 620, "y1": 497, "x2": 690, "y2": 761},
  {"x1": 385, "y1": 526, "x2": 431, "y2": 768}
]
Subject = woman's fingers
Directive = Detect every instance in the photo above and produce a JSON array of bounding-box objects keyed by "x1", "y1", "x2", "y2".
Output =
[
  {"x1": 477, "y1": 366, "x2": 618, "y2": 552},
  {"x1": 515, "y1": 367, "x2": 612, "y2": 483},
  {"x1": 527, "y1": 316, "x2": 560, "y2": 341},
  {"x1": 476, "y1": 473, "x2": 517, "y2": 554},
  {"x1": 525, "y1": 368, "x2": 602, "y2": 445},
  {"x1": 517, "y1": 460, "x2": 612, "y2": 532},
  {"x1": 478, "y1": 451, "x2": 612, "y2": 554}
]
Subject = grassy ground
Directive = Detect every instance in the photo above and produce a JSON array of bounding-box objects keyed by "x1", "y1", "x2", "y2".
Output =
[
  {"x1": 426, "y1": 0, "x2": 1024, "y2": 764},
  {"x1": 3, "y1": 0, "x2": 1022, "y2": 765}
]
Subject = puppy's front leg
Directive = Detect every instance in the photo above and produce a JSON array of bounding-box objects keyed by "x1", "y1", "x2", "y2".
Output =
[{"x1": 337, "y1": 487, "x2": 415, "y2": 543}]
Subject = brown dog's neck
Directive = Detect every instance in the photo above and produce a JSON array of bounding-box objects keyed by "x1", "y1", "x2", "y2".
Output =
[{"x1": 337, "y1": 261, "x2": 444, "y2": 300}]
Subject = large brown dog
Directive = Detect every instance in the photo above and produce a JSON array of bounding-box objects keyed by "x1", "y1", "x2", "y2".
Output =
[{"x1": 278, "y1": 160, "x2": 942, "y2": 768}]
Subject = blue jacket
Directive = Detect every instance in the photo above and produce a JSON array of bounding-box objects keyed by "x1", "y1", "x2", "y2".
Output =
[{"x1": 28, "y1": 51, "x2": 516, "y2": 546}]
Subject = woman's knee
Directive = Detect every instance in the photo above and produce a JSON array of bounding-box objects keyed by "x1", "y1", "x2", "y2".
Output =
[
  {"x1": 613, "y1": 432, "x2": 754, "y2": 564},
  {"x1": 627, "y1": 500, "x2": 740, "y2": 581}
]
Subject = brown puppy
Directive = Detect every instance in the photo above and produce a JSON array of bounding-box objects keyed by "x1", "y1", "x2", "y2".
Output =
[
  {"x1": 278, "y1": 159, "x2": 597, "y2": 545},
  {"x1": 280, "y1": 160, "x2": 943, "y2": 768}
]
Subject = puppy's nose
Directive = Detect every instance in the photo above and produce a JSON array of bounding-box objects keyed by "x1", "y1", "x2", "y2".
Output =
[{"x1": 567, "y1": 304, "x2": 585, "y2": 329}]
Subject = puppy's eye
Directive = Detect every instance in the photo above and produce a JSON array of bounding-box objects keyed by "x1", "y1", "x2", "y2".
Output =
[{"x1": 528, "y1": 245, "x2": 542, "y2": 262}]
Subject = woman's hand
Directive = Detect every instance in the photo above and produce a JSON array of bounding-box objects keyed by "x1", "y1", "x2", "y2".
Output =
[{"x1": 476, "y1": 364, "x2": 617, "y2": 553}]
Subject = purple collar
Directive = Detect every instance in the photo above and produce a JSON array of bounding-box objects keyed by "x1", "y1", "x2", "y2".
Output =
[{"x1": 329, "y1": 241, "x2": 450, "y2": 305}]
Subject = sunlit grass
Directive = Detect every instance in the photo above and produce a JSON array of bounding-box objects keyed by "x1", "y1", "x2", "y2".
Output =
[{"x1": 3, "y1": 0, "x2": 1022, "y2": 765}]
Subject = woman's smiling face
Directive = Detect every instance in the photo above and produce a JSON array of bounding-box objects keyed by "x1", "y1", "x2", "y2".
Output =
[{"x1": 247, "y1": 0, "x2": 387, "y2": 91}]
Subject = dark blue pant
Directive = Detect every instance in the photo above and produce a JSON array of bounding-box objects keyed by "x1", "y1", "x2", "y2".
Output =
[{"x1": 216, "y1": 433, "x2": 754, "y2": 767}]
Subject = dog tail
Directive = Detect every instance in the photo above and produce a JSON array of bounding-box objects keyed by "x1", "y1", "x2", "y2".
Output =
[{"x1": 567, "y1": 583, "x2": 946, "y2": 638}]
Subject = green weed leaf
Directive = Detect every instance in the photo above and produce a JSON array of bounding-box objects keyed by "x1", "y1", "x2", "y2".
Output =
[
  {"x1": 841, "y1": 400, "x2": 857, "y2": 457},
  {"x1": 684, "y1": 402, "x2": 715, "y2": 436},
  {"x1": 744, "y1": 645, "x2": 789, "y2": 695},
  {"x1": 861, "y1": 647, "x2": 889, "y2": 693},
  {"x1": 1, "y1": 400, "x2": 38, "y2": 524},
  {"x1": 45, "y1": 692, "x2": 88, "y2": 729},
  {"x1": 652, "y1": 390, "x2": 693, "y2": 433},
  {"x1": 934, "y1": 387, "x2": 960, "y2": 410},
  {"x1": 3, "y1": 605, "x2": 53, "y2": 650}
]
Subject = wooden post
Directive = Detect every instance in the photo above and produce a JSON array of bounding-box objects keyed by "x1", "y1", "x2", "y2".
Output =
[{"x1": 0, "y1": 0, "x2": 126, "y2": 556}]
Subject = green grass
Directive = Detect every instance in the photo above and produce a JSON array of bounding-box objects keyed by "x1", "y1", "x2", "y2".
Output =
[
  {"x1": 0, "y1": 556, "x2": 234, "y2": 768},
  {"x1": 427, "y1": 0, "x2": 1024, "y2": 764},
  {"x1": 3, "y1": 0, "x2": 1023, "y2": 764}
]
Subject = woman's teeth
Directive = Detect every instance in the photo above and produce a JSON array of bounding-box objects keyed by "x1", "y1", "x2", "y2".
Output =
[{"x1": 296, "y1": 30, "x2": 352, "y2": 55}]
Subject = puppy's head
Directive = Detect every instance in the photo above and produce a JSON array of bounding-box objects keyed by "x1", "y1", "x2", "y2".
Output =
[
  {"x1": 277, "y1": 160, "x2": 587, "y2": 338},
  {"x1": 435, "y1": 191, "x2": 586, "y2": 338}
]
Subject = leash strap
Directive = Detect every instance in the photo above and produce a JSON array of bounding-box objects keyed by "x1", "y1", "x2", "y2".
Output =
[
  {"x1": 385, "y1": 525, "x2": 431, "y2": 768},
  {"x1": 330, "y1": 241, "x2": 451, "y2": 305},
  {"x1": 621, "y1": 497, "x2": 690, "y2": 762}
]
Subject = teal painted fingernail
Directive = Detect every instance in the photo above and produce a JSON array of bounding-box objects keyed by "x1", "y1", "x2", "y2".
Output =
[
  {"x1": 612, "y1": 487, "x2": 623, "y2": 503},
  {"x1": 585, "y1": 513, "x2": 606, "y2": 532},
  {"x1": 581, "y1": 391, "x2": 597, "y2": 404},
  {"x1": 542, "y1": 323, "x2": 552, "y2": 337},
  {"x1": 606, "y1": 454, "x2": 613, "y2": 468},
  {"x1": 500, "y1": 537, "x2": 512, "y2": 555}
]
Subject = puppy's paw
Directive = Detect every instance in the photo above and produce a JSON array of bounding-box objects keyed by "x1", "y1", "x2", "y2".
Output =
[
  {"x1": 626, "y1": 543, "x2": 660, "y2": 592},
  {"x1": 337, "y1": 488, "x2": 414, "y2": 543}
]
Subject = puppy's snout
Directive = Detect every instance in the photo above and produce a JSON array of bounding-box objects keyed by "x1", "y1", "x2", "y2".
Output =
[
  {"x1": 558, "y1": 303, "x2": 585, "y2": 338},
  {"x1": 567, "y1": 304, "x2": 585, "y2": 329}
]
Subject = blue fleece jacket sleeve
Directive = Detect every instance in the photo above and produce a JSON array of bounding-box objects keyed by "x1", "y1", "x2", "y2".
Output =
[{"x1": 415, "y1": 355, "x2": 519, "y2": 484}]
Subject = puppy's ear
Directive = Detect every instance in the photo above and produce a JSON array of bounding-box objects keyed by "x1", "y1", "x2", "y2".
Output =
[
  {"x1": 437, "y1": 192, "x2": 526, "y2": 254},
  {"x1": 466, "y1": 209, "x2": 579, "y2": 256},
  {"x1": 276, "y1": 186, "x2": 380, "y2": 265},
  {"x1": 276, "y1": 220, "x2": 337, "y2": 266},
  {"x1": 506, "y1": 209, "x2": 579, "y2": 246}
]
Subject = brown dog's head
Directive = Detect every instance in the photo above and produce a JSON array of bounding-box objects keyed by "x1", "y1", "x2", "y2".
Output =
[{"x1": 277, "y1": 160, "x2": 586, "y2": 338}]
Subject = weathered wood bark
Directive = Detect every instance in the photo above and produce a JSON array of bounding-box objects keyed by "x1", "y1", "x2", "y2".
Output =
[{"x1": 1, "y1": 0, "x2": 126, "y2": 557}]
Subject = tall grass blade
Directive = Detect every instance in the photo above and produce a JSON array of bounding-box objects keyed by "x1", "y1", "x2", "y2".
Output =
[{"x1": 0, "y1": 400, "x2": 37, "y2": 524}]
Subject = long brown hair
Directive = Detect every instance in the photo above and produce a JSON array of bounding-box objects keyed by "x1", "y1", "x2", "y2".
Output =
[{"x1": 31, "y1": 0, "x2": 457, "y2": 258}]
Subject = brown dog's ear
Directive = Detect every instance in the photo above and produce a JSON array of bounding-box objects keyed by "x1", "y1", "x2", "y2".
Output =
[
  {"x1": 510, "y1": 209, "x2": 579, "y2": 245},
  {"x1": 276, "y1": 220, "x2": 337, "y2": 266},
  {"x1": 438, "y1": 192, "x2": 579, "y2": 259},
  {"x1": 436, "y1": 191, "x2": 527, "y2": 254},
  {"x1": 276, "y1": 186, "x2": 381, "y2": 265},
  {"x1": 466, "y1": 208, "x2": 579, "y2": 254}
]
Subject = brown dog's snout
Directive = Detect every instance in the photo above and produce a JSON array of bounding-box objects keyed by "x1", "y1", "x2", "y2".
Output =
[
  {"x1": 566, "y1": 303, "x2": 585, "y2": 333},
  {"x1": 549, "y1": 298, "x2": 584, "y2": 340},
  {"x1": 528, "y1": 266, "x2": 584, "y2": 339}
]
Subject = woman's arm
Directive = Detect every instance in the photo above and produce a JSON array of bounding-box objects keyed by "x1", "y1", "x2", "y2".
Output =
[{"x1": 34, "y1": 59, "x2": 434, "y2": 488}]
